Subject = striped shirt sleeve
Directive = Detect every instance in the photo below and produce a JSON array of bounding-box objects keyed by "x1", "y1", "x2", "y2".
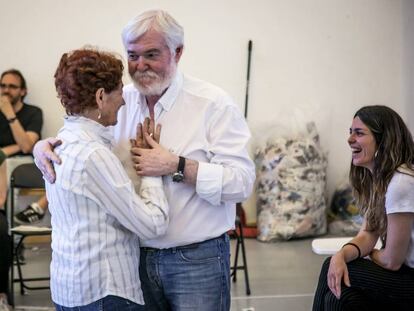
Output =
[{"x1": 83, "y1": 147, "x2": 169, "y2": 239}]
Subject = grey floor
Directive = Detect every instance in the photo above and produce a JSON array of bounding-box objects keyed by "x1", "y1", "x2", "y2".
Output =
[{"x1": 11, "y1": 238, "x2": 328, "y2": 311}]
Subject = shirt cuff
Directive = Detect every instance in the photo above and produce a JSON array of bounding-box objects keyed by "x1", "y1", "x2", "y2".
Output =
[
  {"x1": 140, "y1": 176, "x2": 163, "y2": 188},
  {"x1": 196, "y1": 162, "x2": 223, "y2": 205}
]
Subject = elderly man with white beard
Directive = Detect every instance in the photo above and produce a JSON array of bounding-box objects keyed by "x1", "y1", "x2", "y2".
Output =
[{"x1": 34, "y1": 9, "x2": 255, "y2": 311}]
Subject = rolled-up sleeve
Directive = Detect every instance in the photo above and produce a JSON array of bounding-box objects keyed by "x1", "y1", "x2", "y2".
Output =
[{"x1": 196, "y1": 101, "x2": 256, "y2": 205}]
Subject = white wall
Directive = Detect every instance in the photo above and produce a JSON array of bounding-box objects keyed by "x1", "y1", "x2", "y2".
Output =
[
  {"x1": 1, "y1": 0, "x2": 409, "y2": 223},
  {"x1": 403, "y1": 0, "x2": 414, "y2": 134}
]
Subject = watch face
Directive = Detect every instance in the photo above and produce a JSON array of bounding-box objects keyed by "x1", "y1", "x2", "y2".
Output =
[{"x1": 172, "y1": 172, "x2": 184, "y2": 182}]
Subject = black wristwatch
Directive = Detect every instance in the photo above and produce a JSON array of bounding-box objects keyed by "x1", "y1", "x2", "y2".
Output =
[
  {"x1": 7, "y1": 117, "x2": 17, "y2": 123},
  {"x1": 172, "y1": 156, "x2": 185, "y2": 182}
]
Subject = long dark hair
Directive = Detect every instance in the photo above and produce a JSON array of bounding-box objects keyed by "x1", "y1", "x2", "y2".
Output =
[{"x1": 349, "y1": 105, "x2": 414, "y2": 238}]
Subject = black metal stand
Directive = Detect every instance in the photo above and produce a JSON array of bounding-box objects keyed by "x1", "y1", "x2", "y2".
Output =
[{"x1": 230, "y1": 216, "x2": 251, "y2": 295}]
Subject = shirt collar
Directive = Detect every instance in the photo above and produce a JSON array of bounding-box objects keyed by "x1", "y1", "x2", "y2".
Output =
[{"x1": 62, "y1": 115, "x2": 114, "y2": 147}]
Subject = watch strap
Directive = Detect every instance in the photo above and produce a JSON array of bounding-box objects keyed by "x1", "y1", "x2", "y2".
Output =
[
  {"x1": 177, "y1": 156, "x2": 185, "y2": 174},
  {"x1": 7, "y1": 117, "x2": 17, "y2": 123}
]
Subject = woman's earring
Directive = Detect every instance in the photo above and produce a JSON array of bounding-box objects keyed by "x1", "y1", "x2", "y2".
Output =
[
  {"x1": 98, "y1": 110, "x2": 102, "y2": 120},
  {"x1": 374, "y1": 150, "x2": 378, "y2": 158}
]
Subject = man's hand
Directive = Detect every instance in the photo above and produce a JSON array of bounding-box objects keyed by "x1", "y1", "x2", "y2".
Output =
[
  {"x1": 0, "y1": 95, "x2": 15, "y2": 119},
  {"x1": 33, "y1": 138, "x2": 62, "y2": 183},
  {"x1": 130, "y1": 117, "x2": 161, "y2": 149},
  {"x1": 131, "y1": 132, "x2": 177, "y2": 177}
]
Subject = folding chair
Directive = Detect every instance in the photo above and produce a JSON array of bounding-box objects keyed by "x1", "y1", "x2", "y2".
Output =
[
  {"x1": 8, "y1": 163, "x2": 51, "y2": 304},
  {"x1": 230, "y1": 203, "x2": 251, "y2": 295}
]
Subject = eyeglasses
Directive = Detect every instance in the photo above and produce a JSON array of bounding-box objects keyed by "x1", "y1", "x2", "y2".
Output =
[{"x1": 0, "y1": 83, "x2": 21, "y2": 90}]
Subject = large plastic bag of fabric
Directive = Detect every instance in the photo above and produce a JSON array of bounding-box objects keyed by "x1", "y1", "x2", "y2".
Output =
[
  {"x1": 255, "y1": 122, "x2": 328, "y2": 241},
  {"x1": 328, "y1": 180, "x2": 362, "y2": 235}
]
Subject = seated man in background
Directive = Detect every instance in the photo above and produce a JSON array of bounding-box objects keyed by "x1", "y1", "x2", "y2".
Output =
[{"x1": 0, "y1": 69, "x2": 47, "y2": 224}]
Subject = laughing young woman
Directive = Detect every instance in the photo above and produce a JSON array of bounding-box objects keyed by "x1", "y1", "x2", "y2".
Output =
[{"x1": 313, "y1": 105, "x2": 414, "y2": 310}]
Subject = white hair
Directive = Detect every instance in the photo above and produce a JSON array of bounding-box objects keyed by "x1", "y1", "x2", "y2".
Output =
[{"x1": 121, "y1": 9, "x2": 184, "y2": 53}]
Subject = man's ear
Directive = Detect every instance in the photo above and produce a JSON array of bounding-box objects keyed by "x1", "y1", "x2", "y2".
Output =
[
  {"x1": 95, "y1": 87, "x2": 105, "y2": 110},
  {"x1": 20, "y1": 88, "x2": 27, "y2": 99},
  {"x1": 174, "y1": 45, "x2": 184, "y2": 63}
]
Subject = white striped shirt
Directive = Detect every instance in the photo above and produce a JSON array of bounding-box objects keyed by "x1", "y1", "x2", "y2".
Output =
[{"x1": 45, "y1": 116, "x2": 169, "y2": 307}]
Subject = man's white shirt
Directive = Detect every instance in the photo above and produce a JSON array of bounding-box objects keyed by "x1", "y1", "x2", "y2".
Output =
[{"x1": 113, "y1": 71, "x2": 255, "y2": 249}]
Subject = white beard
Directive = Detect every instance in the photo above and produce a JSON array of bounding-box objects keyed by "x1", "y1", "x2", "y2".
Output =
[{"x1": 132, "y1": 60, "x2": 177, "y2": 96}]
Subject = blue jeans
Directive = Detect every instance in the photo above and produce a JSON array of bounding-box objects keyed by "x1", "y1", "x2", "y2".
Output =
[
  {"x1": 54, "y1": 295, "x2": 145, "y2": 311},
  {"x1": 139, "y1": 234, "x2": 231, "y2": 311}
]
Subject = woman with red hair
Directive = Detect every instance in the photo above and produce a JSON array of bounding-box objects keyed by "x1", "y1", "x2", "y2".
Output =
[{"x1": 48, "y1": 48, "x2": 169, "y2": 311}]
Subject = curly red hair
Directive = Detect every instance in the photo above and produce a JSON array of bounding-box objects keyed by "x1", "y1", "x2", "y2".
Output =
[{"x1": 54, "y1": 48, "x2": 124, "y2": 115}]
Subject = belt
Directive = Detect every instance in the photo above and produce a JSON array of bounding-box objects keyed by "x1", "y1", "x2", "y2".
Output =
[{"x1": 141, "y1": 233, "x2": 227, "y2": 253}]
